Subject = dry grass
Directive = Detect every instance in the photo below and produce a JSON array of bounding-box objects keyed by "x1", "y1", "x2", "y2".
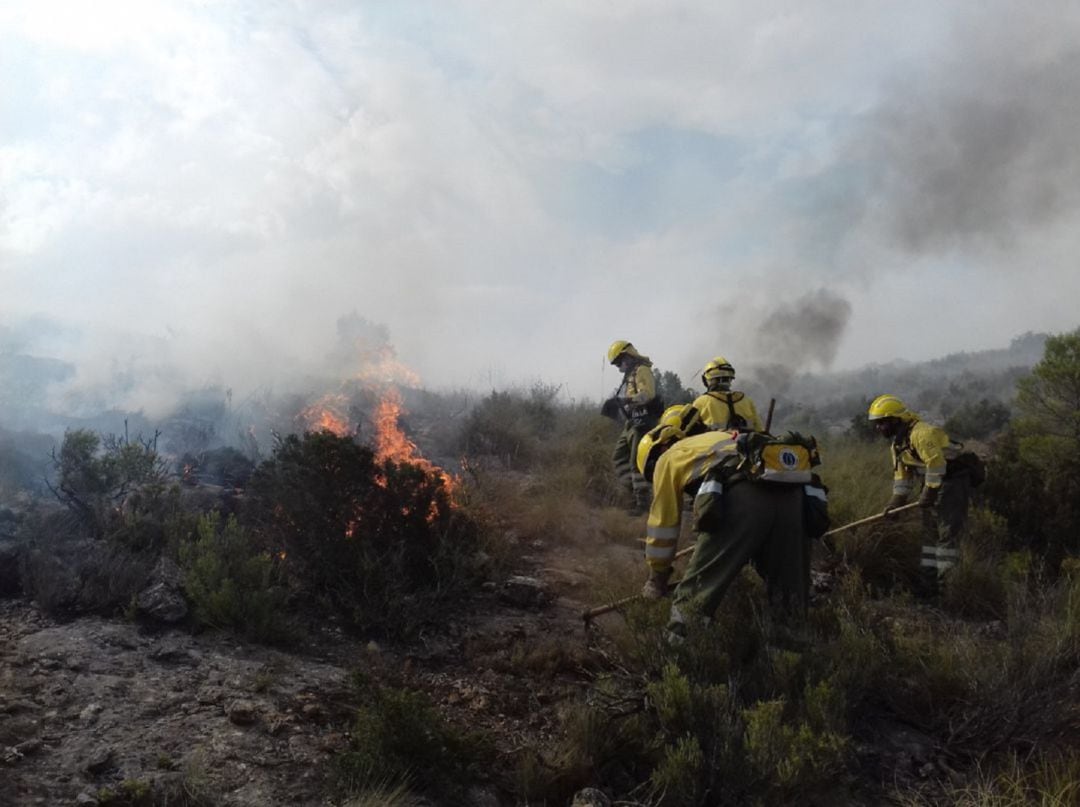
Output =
[
  {"x1": 342, "y1": 782, "x2": 425, "y2": 807},
  {"x1": 817, "y1": 437, "x2": 894, "y2": 527},
  {"x1": 898, "y1": 750, "x2": 1080, "y2": 807}
]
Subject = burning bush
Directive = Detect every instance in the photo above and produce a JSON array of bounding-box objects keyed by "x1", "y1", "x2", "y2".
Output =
[{"x1": 244, "y1": 430, "x2": 480, "y2": 637}]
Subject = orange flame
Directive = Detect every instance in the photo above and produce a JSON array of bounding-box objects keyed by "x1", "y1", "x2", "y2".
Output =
[
  {"x1": 298, "y1": 393, "x2": 352, "y2": 436},
  {"x1": 373, "y1": 387, "x2": 457, "y2": 520}
]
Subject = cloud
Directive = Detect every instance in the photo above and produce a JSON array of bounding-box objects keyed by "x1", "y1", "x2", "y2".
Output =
[{"x1": 1, "y1": 0, "x2": 1078, "y2": 421}]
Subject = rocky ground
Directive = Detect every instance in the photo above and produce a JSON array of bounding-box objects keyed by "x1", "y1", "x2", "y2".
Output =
[{"x1": 0, "y1": 535, "x2": 638, "y2": 807}]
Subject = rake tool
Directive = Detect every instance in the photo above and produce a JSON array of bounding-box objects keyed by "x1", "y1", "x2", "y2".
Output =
[{"x1": 583, "y1": 501, "x2": 921, "y2": 623}]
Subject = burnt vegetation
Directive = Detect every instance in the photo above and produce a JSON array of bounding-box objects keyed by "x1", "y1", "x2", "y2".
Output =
[{"x1": 1, "y1": 329, "x2": 1079, "y2": 804}]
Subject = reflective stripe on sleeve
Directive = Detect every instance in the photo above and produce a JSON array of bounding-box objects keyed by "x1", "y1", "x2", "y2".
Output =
[
  {"x1": 925, "y1": 469, "x2": 945, "y2": 486},
  {"x1": 696, "y1": 480, "x2": 724, "y2": 498},
  {"x1": 894, "y1": 480, "x2": 913, "y2": 496}
]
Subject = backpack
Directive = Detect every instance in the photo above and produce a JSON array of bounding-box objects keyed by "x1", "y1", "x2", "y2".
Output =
[
  {"x1": 692, "y1": 433, "x2": 828, "y2": 536},
  {"x1": 952, "y1": 451, "x2": 987, "y2": 487},
  {"x1": 735, "y1": 431, "x2": 821, "y2": 484}
]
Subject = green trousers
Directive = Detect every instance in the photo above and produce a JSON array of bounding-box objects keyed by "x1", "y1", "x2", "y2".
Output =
[
  {"x1": 612, "y1": 421, "x2": 651, "y2": 508},
  {"x1": 671, "y1": 481, "x2": 809, "y2": 623},
  {"x1": 920, "y1": 471, "x2": 972, "y2": 581}
]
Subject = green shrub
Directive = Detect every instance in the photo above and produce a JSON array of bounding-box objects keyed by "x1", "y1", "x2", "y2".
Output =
[
  {"x1": 336, "y1": 680, "x2": 489, "y2": 799},
  {"x1": 179, "y1": 512, "x2": 289, "y2": 642},
  {"x1": 742, "y1": 696, "x2": 848, "y2": 797},
  {"x1": 16, "y1": 505, "x2": 167, "y2": 616},
  {"x1": 48, "y1": 428, "x2": 170, "y2": 540},
  {"x1": 650, "y1": 734, "x2": 705, "y2": 805},
  {"x1": 96, "y1": 779, "x2": 153, "y2": 807},
  {"x1": 457, "y1": 384, "x2": 560, "y2": 468}
]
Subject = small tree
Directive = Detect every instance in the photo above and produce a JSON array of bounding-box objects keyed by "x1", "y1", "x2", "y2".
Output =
[
  {"x1": 987, "y1": 328, "x2": 1080, "y2": 564},
  {"x1": 655, "y1": 369, "x2": 697, "y2": 406},
  {"x1": 48, "y1": 427, "x2": 169, "y2": 539},
  {"x1": 1014, "y1": 328, "x2": 1080, "y2": 465},
  {"x1": 944, "y1": 397, "x2": 1011, "y2": 440}
]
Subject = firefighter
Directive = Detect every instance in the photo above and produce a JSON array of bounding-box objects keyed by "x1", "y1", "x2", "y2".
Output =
[
  {"x1": 636, "y1": 406, "x2": 827, "y2": 631},
  {"x1": 604, "y1": 340, "x2": 662, "y2": 514},
  {"x1": 867, "y1": 394, "x2": 971, "y2": 592},
  {"x1": 691, "y1": 356, "x2": 764, "y2": 431}
]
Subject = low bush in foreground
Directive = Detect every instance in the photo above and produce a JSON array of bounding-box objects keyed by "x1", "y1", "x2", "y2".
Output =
[
  {"x1": 178, "y1": 512, "x2": 289, "y2": 643},
  {"x1": 548, "y1": 562, "x2": 1080, "y2": 806},
  {"x1": 335, "y1": 675, "x2": 491, "y2": 801}
]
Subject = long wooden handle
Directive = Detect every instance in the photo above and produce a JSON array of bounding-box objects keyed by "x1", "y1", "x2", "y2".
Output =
[
  {"x1": 582, "y1": 574, "x2": 688, "y2": 622},
  {"x1": 820, "y1": 501, "x2": 920, "y2": 537},
  {"x1": 764, "y1": 398, "x2": 777, "y2": 433},
  {"x1": 582, "y1": 592, "x2": 646, "y2": 622}
]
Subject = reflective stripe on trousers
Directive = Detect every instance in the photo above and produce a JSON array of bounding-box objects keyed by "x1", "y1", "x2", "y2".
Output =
[{"x1": 920, "y1": 544, "x2": 959, "y2": 572}]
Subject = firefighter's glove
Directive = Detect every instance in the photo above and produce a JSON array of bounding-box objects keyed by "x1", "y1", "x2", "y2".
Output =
[
  {"x1": 918, "y1": 486, "x2": 939, "y2": 508},
  {"x1": 882, "y1": 494, "x2": 908, "y2": 519},
  {"x1": 641, "y1": 569, "x2": 671, "y2": 600}
]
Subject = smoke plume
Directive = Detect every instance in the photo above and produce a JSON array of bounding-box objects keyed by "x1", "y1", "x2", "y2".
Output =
[
  {"x1": 749, "y1": 289, "x2": 852, "y2": 370},
  {"x1": 851, "y1": 10, "x2": 1080, "y2": 255}
]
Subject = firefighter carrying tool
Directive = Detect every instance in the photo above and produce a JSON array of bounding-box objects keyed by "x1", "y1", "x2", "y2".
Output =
[{"x1": 603, "y1": 340, "x2": 663, "y2": 514}]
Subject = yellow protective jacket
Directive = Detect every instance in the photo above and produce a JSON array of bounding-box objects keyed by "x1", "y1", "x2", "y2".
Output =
[
  {"x1": 621, "y1": 361, "x2": 657, "y2": 407},
  {"x1": 891, "y1": 419, "x2": 961, "y2": 496},
  {"x1": 644, "y1": 430, "x2": 739, "y2": 572},
  {"x1": 691, "y1": 391, "x2": 764, "y2": 432}
]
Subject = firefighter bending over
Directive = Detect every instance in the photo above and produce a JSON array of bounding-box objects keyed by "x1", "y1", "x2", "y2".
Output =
[
  {"x1": 867, "y1": 394, "x2": 974, "y2": 593},
  {"x1": 636, "y1": 405, "x2": 829, "y2": 634},
  {"x1": 691, "y1": 356, "x2": 764, "y2": 431}
]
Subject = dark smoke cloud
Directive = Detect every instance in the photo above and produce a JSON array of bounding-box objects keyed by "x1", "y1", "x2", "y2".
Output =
[
  {"x1": 852, "y1": 12, "x2": 1080, "y2": 254},
  {"x1": 749, "y1": 289, "x2": 852, "y2": 370}
]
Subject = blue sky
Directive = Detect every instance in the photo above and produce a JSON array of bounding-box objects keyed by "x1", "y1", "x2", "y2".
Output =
[{"x1": 2, "y1": 1, "x2": 1079, "y2": 414}]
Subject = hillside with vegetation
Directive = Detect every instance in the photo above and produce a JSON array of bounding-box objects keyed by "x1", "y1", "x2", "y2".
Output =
[{"x1": 1, "y1": 328, "x2": 1079, "y2": 806}]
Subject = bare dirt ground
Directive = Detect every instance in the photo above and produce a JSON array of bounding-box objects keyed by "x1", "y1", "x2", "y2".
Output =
[{"x1": 0, "y1": 530, "x2": 646, "y2": 806}]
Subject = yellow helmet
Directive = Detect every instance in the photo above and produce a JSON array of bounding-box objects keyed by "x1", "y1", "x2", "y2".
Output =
[
  {"x1": 701, "y1": 356, "x2": 735, "y2": 388},
  {"x1": 867, "y1": 394, "x2": 917, "y2": 423},
  {"x1": 635, "y1": 405, "x2": 704, "y2": 480},
  {"x1": 607, "y1": 340, "x2": 642, "y2": 365}
]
